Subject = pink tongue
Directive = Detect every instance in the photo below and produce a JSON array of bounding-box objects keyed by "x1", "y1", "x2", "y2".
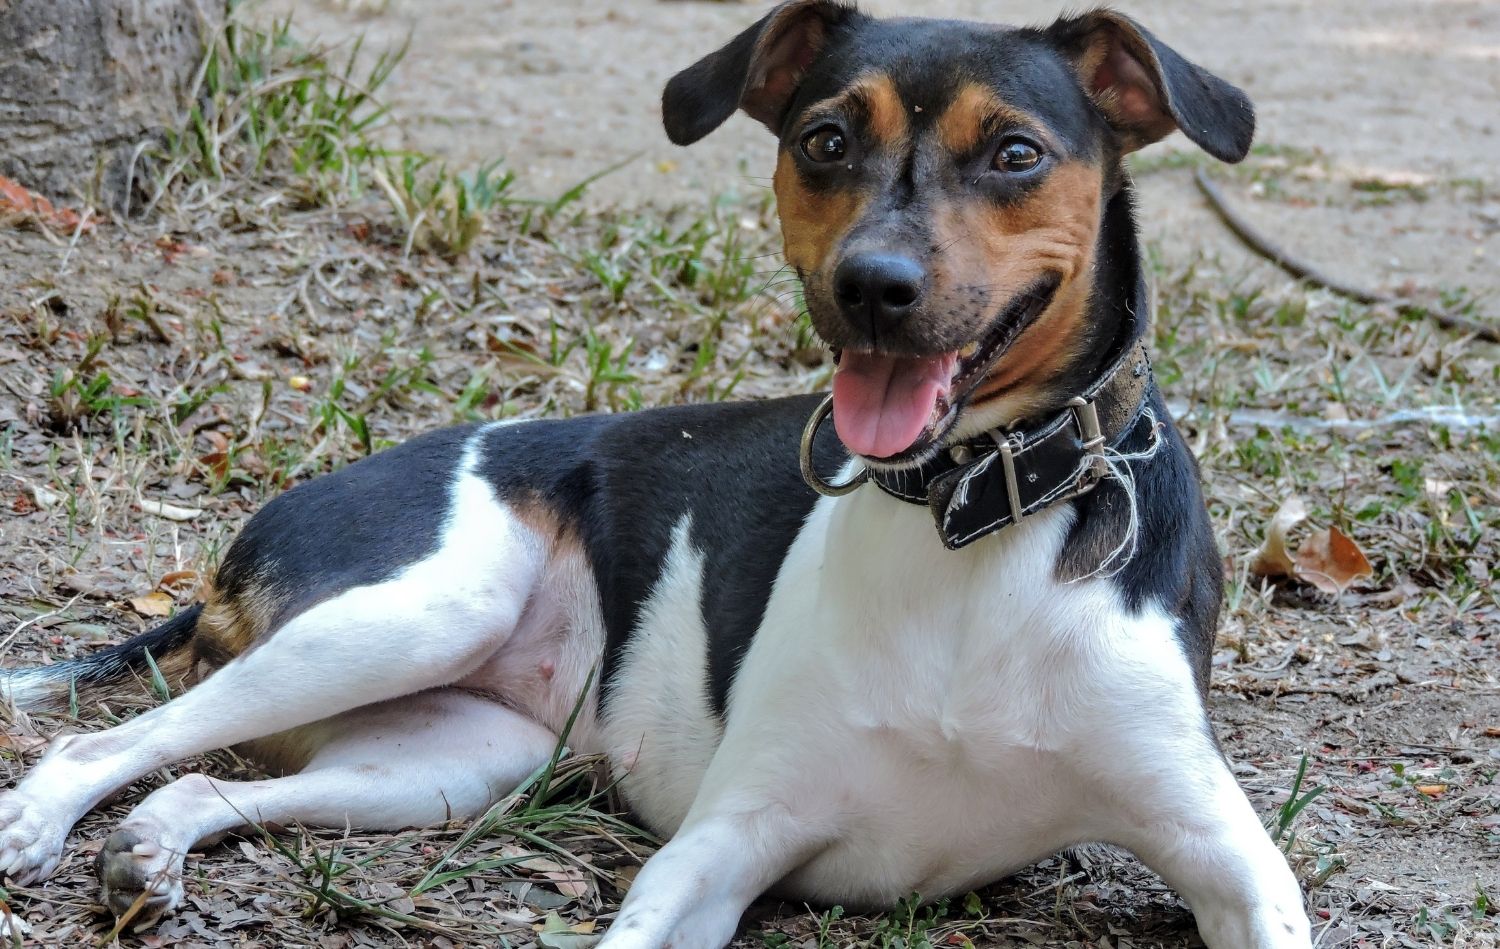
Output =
[{"x1": 832, "y1": 351, "x2": 954, "y2": 458}]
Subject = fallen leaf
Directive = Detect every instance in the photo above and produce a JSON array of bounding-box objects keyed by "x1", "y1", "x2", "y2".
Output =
[
  {"x1": 1294, "y1": 526, "x2": 1374, "y2": 594},
  {"x1": 498, "y1": 845, "x2": 592, "y2": 899},
  {"x1": 156, "y1": 236, "x2": 190, "y2": 264},
  {"x1": 130, "y1": 591, "x2": 176, "y2": 617},
  {"x1": 139, "y1": 498, "x2": 203, "y2": 521},
  {"x1": 1415, "y1": 784, "x2": 1448, "y2": 797},
  {"x1": 158, "y1": 570, "x2": 199, "y2": 591},
  {"x1": 31, "y1": 484, "x2": 63, "y2": 510},
  {"x1": 535, "y1": 912, "x2": 600, "y2": 949},
  {"x1": 1250, "y1": 495, "x2": 1307, "y2": 578},
  {"x1": 540, "y1": 868, "x2": 591, "y2": 899},
  {"x1": 1484, "y1": 727, "x2": 1500, "y2": 738},
  {"x1": 0, "y1": 175, "x2": 93, "y2": 233},
  {"x1": 199, "y1": 451, "x2": 231, "y2": 481},
  {"x1": 0, "y1": 733, "x2": 49, "y2": 754}
]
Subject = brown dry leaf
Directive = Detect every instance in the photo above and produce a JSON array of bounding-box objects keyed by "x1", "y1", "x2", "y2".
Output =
[
  {"x1": 159, "y1": 570, "x2": 199, "y2": 591},
  {"x1": 540, "y1": 867, "x2": 591, "y2": 899},
  {"x1": 129, "y1": 591, "x2": 176, "y2": 617},
  {"x1": 1416, "y1": 784, "x2": 1448, "y2": 797},
  {"x1": 535, "y1": 912, "x2": 600, "y2": 949},
  {"x1": 499, "y1": 844, "x2": 592, "y2": 899},
  {"x1": 1250, "y1": 495, "x2": 1307, "y2": 578},
  {"x1": 611, "y1": 864, "x2": 640, "y2": 889},
  {"x1": 0, "y1": 175, "x2": 93, "y2": 233},
  {"x1": 199, "y1": 451, "x2": 231, "y2": 481},
  {"x1": 1294, "y1": 526, "x2": 1374, "y2": 594},
  {"x1": 0, "y1": 733, "x2": 49, "y2": 754}
]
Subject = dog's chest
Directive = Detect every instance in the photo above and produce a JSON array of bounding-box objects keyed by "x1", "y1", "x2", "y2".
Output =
[
  {"x1": 733, "y1": 498, "x2": 1184, "y2": 898},
  {"x1": 602, "y1": 488, "x2": 1188, "y2": 898}
]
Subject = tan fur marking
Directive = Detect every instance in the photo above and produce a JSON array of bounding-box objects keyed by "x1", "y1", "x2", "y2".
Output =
[
  {"x1": 799, "y1": 72, "x2": 909, "y2": 149},
  {"x1": 40, "y1": 616, "x2": 201, "y2": 716},
  {"x1": 193, "y1": 582, "x2": 282, "y2": 672},
  {"x1": 240, "y1": 721, "x2": 337, "y2": 776},
  {"x1": 774, "y1": 150, "x2": 868, "y2": 273},
  {"x1": 507, "y1": 493, "x2": 579, "y2": 551},
  {"x1": 929, "y1": 161, "x2": 1103, "y2": 412},
  {"x1": 936, "y1": 83, "x2": 1031, "y2": 156},
  {"x1": 851, "y1": 73, "x2": 907, "y2": 148}
]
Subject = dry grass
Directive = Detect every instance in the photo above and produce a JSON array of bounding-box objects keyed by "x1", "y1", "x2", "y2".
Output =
[{"x1": 0, "y1": 10, "x2": 1496, "y2": 949}]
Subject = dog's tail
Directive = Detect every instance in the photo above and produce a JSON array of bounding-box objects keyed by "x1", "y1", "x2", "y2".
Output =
[{"x1": 0, "y1": 604, "x2": 201, "y2": 714}]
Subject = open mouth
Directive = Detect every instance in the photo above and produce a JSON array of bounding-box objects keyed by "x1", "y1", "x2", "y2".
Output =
[{"x1": 829, "y1": 276, "x2": 1060, "y2": 462}]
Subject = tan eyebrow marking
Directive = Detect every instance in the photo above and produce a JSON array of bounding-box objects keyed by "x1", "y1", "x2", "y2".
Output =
[
  {"x1": 800, "y1": 72, "x2": 909, "y2": 148},
  {"x1": 849, "y1": 72, "x2": 908, "y2": 147},
  {"x1": 936, "y1": 82, "x2": 1034, "y2": 155}
]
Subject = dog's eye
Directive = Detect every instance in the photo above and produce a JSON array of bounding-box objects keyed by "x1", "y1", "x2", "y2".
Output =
[
  {"x1": 993, "y1": 138, "x2": 1042, "y2": 173},
  {"x1": 801, "y1": 125, "x2": 847, "y2": 163}
]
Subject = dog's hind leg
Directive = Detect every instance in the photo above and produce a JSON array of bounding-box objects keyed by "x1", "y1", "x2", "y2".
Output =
[
  {"x1": 0, "y1": 457, "x2": 546, "y2": 885},
  {"x1": 92, "y1": 688, "x2": 557, "y2": 924}
]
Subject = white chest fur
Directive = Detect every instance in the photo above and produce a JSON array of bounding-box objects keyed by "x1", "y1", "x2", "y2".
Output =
[{"x1": 604, "y1": 486, "x2": 1210, "y2": 903}]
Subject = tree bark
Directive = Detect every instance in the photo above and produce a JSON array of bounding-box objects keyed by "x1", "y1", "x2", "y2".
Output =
[{"x1": 0, "y1": 0, "x2": 224, "y2": 210}]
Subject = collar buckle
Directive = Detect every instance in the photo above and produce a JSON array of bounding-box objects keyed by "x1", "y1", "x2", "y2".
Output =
[
  {"x1": 993, "y1": 432, "x2": 1026, "y2": 524},
  {"x1": 1068, "y1": 396, "x2": 1108, "y2": 495}
]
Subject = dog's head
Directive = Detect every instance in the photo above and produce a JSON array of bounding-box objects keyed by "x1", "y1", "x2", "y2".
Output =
[{"x1": 664, "y1": 3, "x2": 1253, "y2": 465}]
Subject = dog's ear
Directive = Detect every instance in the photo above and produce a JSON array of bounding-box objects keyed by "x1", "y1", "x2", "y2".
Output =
[
  {"x1": 662, "y1": 0, "x2": 855, "y2": 146},
  {"x1": 1047, "y1": 10, "x2": 1254, "y2": 162}
]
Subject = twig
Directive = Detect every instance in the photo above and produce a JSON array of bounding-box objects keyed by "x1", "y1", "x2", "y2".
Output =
[
  {"x1": 1194, "y1": 168, "x2": 1500, "y2": 343},
  {"x1": 132, "y1": 283, "x2": 176, "y2": 344},
  {"x1": 56, "y1": 207, "x2": 94, "y2": 275},
  {"x1": 0, "y1": 592, "x2": 85, "y2": 663}
]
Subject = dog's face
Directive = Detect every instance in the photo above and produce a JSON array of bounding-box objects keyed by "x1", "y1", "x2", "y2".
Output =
[{"x1": 664, "y1": 3, "x2": 1253, "y2": 465}]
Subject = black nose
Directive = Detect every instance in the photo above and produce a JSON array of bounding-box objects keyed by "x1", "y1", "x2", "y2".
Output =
[{"x1": 833, "y1": 253, "x2": 926, "y2": 334}]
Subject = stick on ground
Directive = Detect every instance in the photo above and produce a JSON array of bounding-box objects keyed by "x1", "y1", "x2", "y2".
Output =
[{"x1": 1193, "y1": 168, "x2": 1499, "y2": 343}]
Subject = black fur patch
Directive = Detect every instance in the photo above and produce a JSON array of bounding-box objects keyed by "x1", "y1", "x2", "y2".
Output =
[
  {"x1": 1053, "y1": 187, "x2": 1222, "y2": 693},
  {"x1": 471, "y1": 397, "x2": 846, "y2": 717},
  {"x1": 215, "y1": 426, "x2": 477, "y2": 629}
]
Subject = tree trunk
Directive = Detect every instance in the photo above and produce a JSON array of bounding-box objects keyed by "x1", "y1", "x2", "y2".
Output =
[{"x1": 0, "y1": 0, "x2": 224, "y2": 210}]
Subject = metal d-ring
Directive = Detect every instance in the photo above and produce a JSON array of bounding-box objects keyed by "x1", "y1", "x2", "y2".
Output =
[{"x1": 800, "y1": 394, "x2": 869, "y2": 497}]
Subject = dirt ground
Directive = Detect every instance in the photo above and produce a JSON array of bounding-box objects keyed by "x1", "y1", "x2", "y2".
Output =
[
  {"x1": 0, "y1": 0, "x2": 1496, "y2": 947},
  {"x1": 257, "y1": 0, "x2": 1500, "y2": 299}
]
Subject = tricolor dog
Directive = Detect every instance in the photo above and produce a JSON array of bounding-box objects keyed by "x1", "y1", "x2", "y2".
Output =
[{"x1": 0, "y1": 4, "x2": 1312, "y2": 946}]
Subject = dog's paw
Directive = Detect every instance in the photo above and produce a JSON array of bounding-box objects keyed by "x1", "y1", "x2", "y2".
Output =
[
  {"x1": 95, "y1": 828, "x2": 186, "y2": 926},
  {"x1": 0, "y1": 791, "x2": 68, "y2": 885}
]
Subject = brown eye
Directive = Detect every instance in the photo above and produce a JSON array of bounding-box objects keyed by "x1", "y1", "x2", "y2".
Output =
[
  {"x1": 994, "y1": 138, "x2": 1042, "y2": 173},
  {"x1": 801, "y1": 125, "x2": 847, "y2": 163}
]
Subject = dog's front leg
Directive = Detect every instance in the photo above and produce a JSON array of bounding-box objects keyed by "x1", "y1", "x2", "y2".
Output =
[
  {"x1": 1106, "y1": 741, "x2": 1313, "y2": 948},
  {"x1": 600, "y1": 805, "x2": 821, "y2": 949},
  {"x1": 1130, "y1": 766, "x2": 1310, "y2": 947}
]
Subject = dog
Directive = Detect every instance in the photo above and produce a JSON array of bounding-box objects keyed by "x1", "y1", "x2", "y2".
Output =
[{"x1": 0, "y1": 4, "x2": 1312, "y2": 946}]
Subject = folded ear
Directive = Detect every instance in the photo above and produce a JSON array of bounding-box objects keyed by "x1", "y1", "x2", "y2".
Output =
[
  {"x1": 662, "y1": 0, "x2": 855, "y2": 146},
  {"x1": 1047, "y1": 10, "x2": 1254, "y2": 162}
]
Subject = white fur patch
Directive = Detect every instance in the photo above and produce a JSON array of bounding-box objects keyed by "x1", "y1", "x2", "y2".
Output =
[
  {"x1": 601, "y1": 485, "x2": 1309, "y2": 948},
  {"x1": 600, "y1": 516, "x2": 722, "y2": 835}
]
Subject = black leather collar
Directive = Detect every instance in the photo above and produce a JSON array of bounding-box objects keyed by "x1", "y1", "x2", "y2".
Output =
[{"x1": 870, "y1": 336, "x2": 1154, "y2": 551}]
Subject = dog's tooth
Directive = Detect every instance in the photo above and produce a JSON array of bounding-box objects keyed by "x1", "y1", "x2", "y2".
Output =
[{"x1": 958, "y1": 341, "x2": 979, "y2": 358}]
